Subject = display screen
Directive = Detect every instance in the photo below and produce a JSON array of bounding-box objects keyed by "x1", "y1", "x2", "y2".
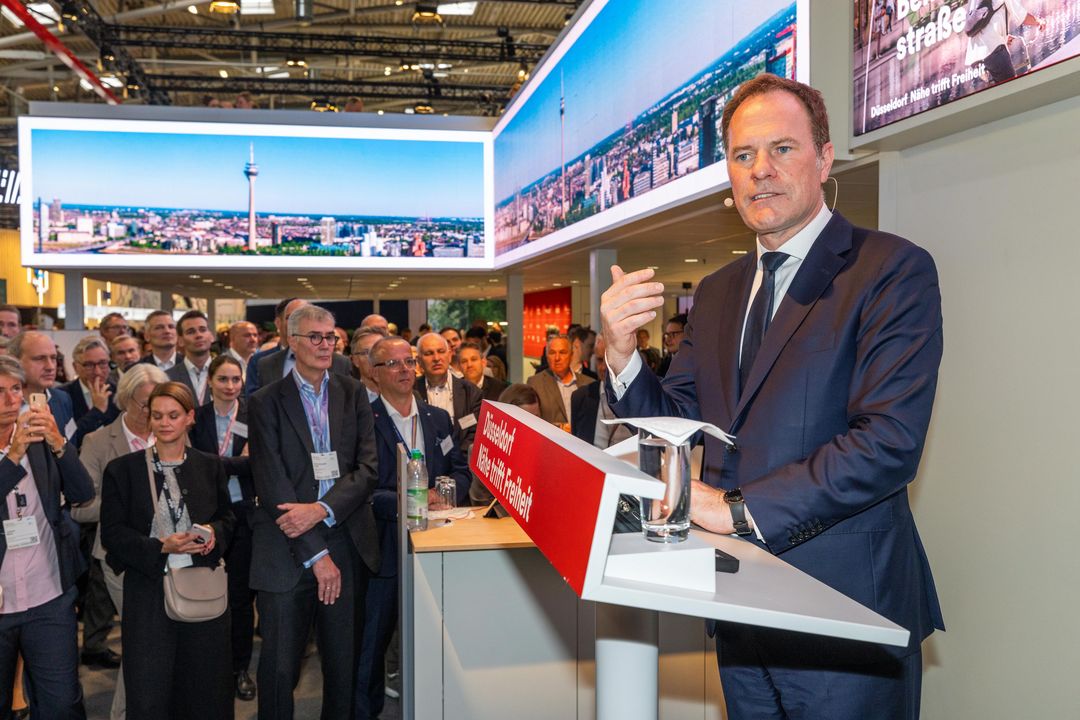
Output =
[
  {"x1": 493, "y1": 0, "x2": 804, "y2": 265},
  {"x1": 20, "y1": 117, "x2": 492, "y2": 269},
  {"x1": 853, "y1": 0, "x2": 1080, "y2": 136}
]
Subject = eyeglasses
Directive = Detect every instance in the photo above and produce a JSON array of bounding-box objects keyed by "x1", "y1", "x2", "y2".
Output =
[
  {"x1": 373, "y1": 358, "x2": 418, "y2": 370},
  {"x1": 662, "y1": 330, "x2": 685, "y2": 339},
  {"x1": 350, "y1": 350, "x2": 370, "y2": 358},
  {"x1": 79, "y1": 360, "x2": 111, "y2": 370},
  {"x1": 292, "y1": 333, "x2": 338, "y2": 347}
]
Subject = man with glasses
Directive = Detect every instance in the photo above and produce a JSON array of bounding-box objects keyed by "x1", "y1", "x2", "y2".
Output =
[
  {"x1": 350, "y1": 326, "x2": 388, "y2": 403},
  {"x1": 97, "y1": 313, "x2": 130, "y2": 346},
  {"x1": 247, "y1": 299, "x2": 353, "y2": 395},
  {"x1": 355, "y1": 336, "x2": 469, "y2": 719},
  {"x1": 165, "y1": 310, "x2": 214, "y2": 405},
  {"x1": 248, "y1": 304, "x2": 378, "y2": 720},
  {"x1": 61, "y1": 337, "x2": 120, "y2": 441},
  {"x1": 139, "y1": 310, "x2": 178, "y2": 371},
  {"x1": 657, "y1": 313, "x2": 687, "y2": 378},
  {"x1": 415, "y1": 333, "x2": 483, "y2": 454}
]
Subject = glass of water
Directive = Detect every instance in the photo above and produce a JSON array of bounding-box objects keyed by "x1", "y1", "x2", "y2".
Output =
[
  {"x1": 637, "y1": 433, "x2": 691, "y2": 543},
  {"x1": 431, "y1": 475, "x2": 457, "y2": 512}
]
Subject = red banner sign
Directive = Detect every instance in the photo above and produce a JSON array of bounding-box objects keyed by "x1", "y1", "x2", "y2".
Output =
[{"x1": 470, "y1": 400, "x2": 606, "y2": 595}]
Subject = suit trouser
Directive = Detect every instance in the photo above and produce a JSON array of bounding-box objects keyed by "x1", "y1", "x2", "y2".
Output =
[
  {"x1": 102, "y1": 562, "x2": 126, "y2": 720},
  {"x1": 257, "y1": 527, "x2": 370, "y2": 720},
  {"x1": 354, "y1": 574, "x2": 397, "y2": 719},
  {"x1": 716, "y1": 622, "x2": 922, "y2": 720},
  {"x1": 225, "y1": 506, "x2": 256, "y2": 674},
  {"x1": 78, "y1": 524, "x2": 115, "y2": 654},
  {"x1": 0, "y1": 587, "x2": 86, "y2": 720}
]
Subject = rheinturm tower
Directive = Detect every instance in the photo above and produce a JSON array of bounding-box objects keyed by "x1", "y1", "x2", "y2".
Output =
[{"x1": 244, "y1": 142, "x2": 259, "y2": 251}]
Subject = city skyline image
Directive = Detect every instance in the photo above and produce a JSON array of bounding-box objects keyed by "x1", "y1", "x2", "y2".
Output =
[
  {"x1": 494, "y1": 0, "x2": 797, "y2": 255},
  {"x1": 30, "y1": 127, "x2": 487, "y2": 260}
]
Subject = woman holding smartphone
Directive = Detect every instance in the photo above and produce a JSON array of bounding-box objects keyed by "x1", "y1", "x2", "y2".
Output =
[
  {"x1": 100, "y1": 382, "x2": 235, "y2": 720},
  {"x1": 189, "y1": 354, "x2": 258, "y2": 702}
]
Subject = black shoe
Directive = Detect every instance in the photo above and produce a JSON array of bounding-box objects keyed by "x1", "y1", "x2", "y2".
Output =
[
  {"x1": 235, "y1": 670, "x2": 256, "y2": 701},
  {"x1": 81, "y1": 649, "x2": 122, "y2": 669}
]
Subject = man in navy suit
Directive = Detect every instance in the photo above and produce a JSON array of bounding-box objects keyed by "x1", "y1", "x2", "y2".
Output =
[
  {"x1": 601, "y1": 74, "x2": 943, "y2": 719},
  {"x1": 59, "y1": 336, "x2": 119, "y2": 447},
  {"x1": 10, "y1": 331, "x2": 75, "y2": 442},
  {"x1": 355, "y1": 336, "x2": 470, "y2": 719}
]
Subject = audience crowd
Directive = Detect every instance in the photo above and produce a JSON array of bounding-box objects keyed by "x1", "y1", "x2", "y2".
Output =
[{"x1": 0, "y1": 300, "x2": 679, "y2": 719}]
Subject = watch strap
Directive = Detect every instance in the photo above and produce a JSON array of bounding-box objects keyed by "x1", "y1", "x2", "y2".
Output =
[{"x1": 725, "y1": 488, "x2": 752, "y2": 536}]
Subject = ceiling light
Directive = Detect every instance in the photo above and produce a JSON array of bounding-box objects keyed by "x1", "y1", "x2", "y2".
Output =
[
  {"x1": 78, "y1": 78, "x2": 92, "y2": 91},
  {"x1": 101, "y1": 76, "x2": 123, "y2": 88},
  {"x1": 99, "y1": 44, "x2": 116, "y2": 63},
  {"x1": 51, "y1": 84, "x2": 60, "y2": 93},
  {"x1": 517, "y1": 63, "x2": 529, "y2": 81},
  {"x1": 377, "y1": 110, "x2": 384, "y2": 116},
  {"x1": 437, "y1": 62, "x2": 452, "y2": 70},
  {"x1": 310, "y1": 98, "x2": 338, "y2": 112},
  {"x1": 684, "y1": 258, "x2": 699, "y2": 263},
  {"x1": 414, "y1": 103, "x2": 435, "y2": 114},
  {"x1": 647, "y1": 265, "x2": 659, "y2": 270},
  {"x1": 286, "y1": 56, "x2": 307, "y2": 68},
  {"x1": 433, "y1": 72, "x2": 448, "y2": 79},
  {"x1": 296, "y1": 277, "x2": 307, "y2": 282},
  {"x1": 437, "y1": 2, "x2": 476, "y2": 15},
  {"x1": 731, "y1": 249, "x2": 749, "y2": 255},
  {"x1": 2, "y1": 2, "x2": 59, "y2": 27},
  {"x1": 208, "y1": 0, "x2": 240, "y2": 14},
  {"x1": 267, "y1": 71, "x2": 290, "y2": 79},
  {"x1": 189, "y1": 274, "x2": 200, "y2": 279},
  {"x1": 487, "y1": 278, "x2": 499, "y2": 283},
  {"x1": 59, "y1": 0, "x2": 81, "y2": 22},
  {"x1": 202, "y1": 278, "x2": 214, "y2": 283},
  {"x1": 187, "y1": 4, "x2": 198, "y2": 13},
  {"x1": 383, "y1": 66, "x2": 392, "y2": 76},
  {"x1": 412, "y1": 3, "x2": 442, "y2": 24},
  {"x1": 240, "y1": 0, "x2": 275, "y2": 15},
  {"x1": 218, "y1": 69, "x2": 229, "y2": 78},
  {"x1": 125, "y1": 77, "x2": 140, "y2": 91},
  {"x1": 404, "y1": 108, "x2": 415, "y2": 114},
  {"x1": 294, "y1": 0, "x2": 312, "y2": 24},
  {"x1": 552, "y1": 283, "x2": 562, "y2": 287}
]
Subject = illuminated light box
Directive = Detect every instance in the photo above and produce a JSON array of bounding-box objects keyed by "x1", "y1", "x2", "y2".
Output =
[
  {"x1": 19, "y1": 117, "x2": 492, "y2": 270},
  {"x1": 853, "y1": 0, "x2": 1080, "y2": 136},
  {"x1": 492, "y1": 0, "x2": 807, "y2": 267}
]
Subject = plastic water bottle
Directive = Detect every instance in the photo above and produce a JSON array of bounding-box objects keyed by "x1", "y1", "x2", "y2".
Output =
[{"x1": 406, "y1": 449, "x2": 429, "y2": 531}]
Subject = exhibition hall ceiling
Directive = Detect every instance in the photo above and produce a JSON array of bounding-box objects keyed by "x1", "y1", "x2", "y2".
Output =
[
  {"x1": 86, "y1": 161, "x2": 879, "y2": 302},
  {"x1": 0, "y1": 0, "x2": 580, "y2": 115}
]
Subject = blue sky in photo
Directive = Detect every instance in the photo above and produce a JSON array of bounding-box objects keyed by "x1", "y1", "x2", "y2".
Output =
[
  {"x1": 494, "y1": 0, "x2": 793, "y2": 198},
  {"x1": 32, "y1": 129, "x2": 485, "y2": 218}
]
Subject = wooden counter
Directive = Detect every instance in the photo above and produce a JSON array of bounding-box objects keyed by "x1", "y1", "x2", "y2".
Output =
[{"x1": 409, "y1": 513, "x2": 534, "y2": 553}]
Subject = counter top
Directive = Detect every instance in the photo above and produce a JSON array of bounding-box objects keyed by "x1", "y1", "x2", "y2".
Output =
[{"x1": 409, "y1": 514, "x2": 534, "y2": 553}]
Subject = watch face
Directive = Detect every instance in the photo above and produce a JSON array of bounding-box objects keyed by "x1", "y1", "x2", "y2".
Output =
[{"x1": 724, "y1": 488, "x2": 743, "y2": 504}]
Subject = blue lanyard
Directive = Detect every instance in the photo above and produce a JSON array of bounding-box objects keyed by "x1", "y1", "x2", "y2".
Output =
[{"x1": 391, "y1": 414, "x2": 418, "y2": 455}]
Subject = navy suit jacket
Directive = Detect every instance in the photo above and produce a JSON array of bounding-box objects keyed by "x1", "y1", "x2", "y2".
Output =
[
  {"x1": 58, "y1": 379, "x2": 120, "y2": 448},
  {"x1": 369, "y1": 397, "x2": 471, "y2": 578},
  {"x1": 46, "y1": 387, "x2": 74, "y2": 444},
  {"x1": 611, "y1": 213, "x2": 944, "y2": 655}
]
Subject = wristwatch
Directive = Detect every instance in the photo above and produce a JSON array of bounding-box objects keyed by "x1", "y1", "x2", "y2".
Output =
[{"x1": 723, "y1": 488, "x2": 752, "y2": 536}]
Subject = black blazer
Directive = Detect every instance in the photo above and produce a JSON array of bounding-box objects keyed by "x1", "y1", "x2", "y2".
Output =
[
  {"x1": 477, "y1": 376, "x2": 510, "y2": 403},
  {"x1": 0, "y1": 440, "x2": 93, "y2": 592},
  {"x1": 414, "y1": 375, "x2": 483, "y2": 449},
  {"x1": 190, "y1": 400, "x2": 253, "y2": 506},
  {"x1": 369, "y1": 397, "x2": 471, "y2": 578},
  {"x1": 100, "y1": 448, "x2": 234, "y2": 581},
  {"x1": 247, "y1": 372, "x2": 379, "y2": 592},
  {"x1": 165, "y1": 361, "x2": 212, "y2": 406},
  {"x1": 570, "y1": 381, "x2": 600, "y2": 445},
  {"x1": 253, "y1": 349, "x2": 353, "y2": 393},
  {"x1": 58, "y1": 378, "x2": 120, "y2": 448}
]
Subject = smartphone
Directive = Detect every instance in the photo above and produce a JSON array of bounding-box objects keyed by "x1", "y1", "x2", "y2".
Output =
[
  {"x1": 191, "y1": 524, "x2": 213, "y2": 545},
  {"x1": 29, "y1": 393, "x2": 46, "y2": 412}
]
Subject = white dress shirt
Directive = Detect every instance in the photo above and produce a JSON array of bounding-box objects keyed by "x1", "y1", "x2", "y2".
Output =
[
  {"x1": 383, "y1": 394, "x2": 426, "y2": 457},
  {"x1": 184, "y1": 356, "x2": 210, "y2": 404}
]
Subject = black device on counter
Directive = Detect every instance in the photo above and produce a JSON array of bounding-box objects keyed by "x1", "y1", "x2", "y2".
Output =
[{"x1": 715, "y1": 549, "x2": 739, "y2": 574}]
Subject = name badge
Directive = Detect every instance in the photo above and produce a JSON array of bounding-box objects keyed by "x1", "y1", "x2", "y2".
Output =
[
  {"x1": 231, "y1": 422, "x2": 248, "y2": 439},
  {"x1": 440, "y1": 435, "x2": 454, "y2": 456},
  {"x1": 312, "y1": 452, "x2": 341, "y2": 482},
  {"x1": 64, "y1": 418, "x2": 76, "y2": 440},
  {"x1": 459, "y1": 413, "x2": 477, "y2": 430},
  {"x1": 3, "y1": 517, "x2": 39, "y2": 549}
]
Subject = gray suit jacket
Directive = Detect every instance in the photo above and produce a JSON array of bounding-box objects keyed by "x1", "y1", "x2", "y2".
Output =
[
  {"x1": 256, "y1": 350, "x2": 352, "y2": 391},
  {"x1": 527, "y1": 369, "x2": 594, "y2": 426},
  {"x1": 75, "y1": 416, "x2": 138, "y2": 559},
  {"x1": 248, "y1": 372, "x2": 379, "y2": 592}
]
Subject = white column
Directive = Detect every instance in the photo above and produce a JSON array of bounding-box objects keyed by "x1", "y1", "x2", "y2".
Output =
[
  {"x1": 595, "y1": 603, "x2": 658, "y2": 720},
  {"x1": 589, "y1": 249, "x2": 617, "y2": 335},
  {"x1": 506, "y1": 273, "x2": 524, "y2": 384},
  {"x1": 63, "y1": 271, "x2": 84, "y2": 330}
]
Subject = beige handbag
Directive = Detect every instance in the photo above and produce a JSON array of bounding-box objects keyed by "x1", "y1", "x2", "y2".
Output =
[{"x1": 145, "y1": 450, "x2": 228, "y2": 623}]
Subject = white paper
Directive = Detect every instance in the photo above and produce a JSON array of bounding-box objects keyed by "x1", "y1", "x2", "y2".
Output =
[{"x1": 599, "y1": 416, "x2": 735, "y2": 446}]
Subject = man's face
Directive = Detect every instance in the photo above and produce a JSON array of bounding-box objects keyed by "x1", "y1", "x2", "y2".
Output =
[
  {"x1": 574, "y1": 334, "x2": 596, "y2": 367},
  {"x1": 147, "y1": 315, "x2": 177, "y2": 351},
  {"x1": 0, "y1": 373, "x2": 23, "y2": 428},
  {"x1": 418, "y1": 335, "x2": 450, "y2": 382},
  {"x1": 19, "y1": 334, "x2": 57, "y2": 390},
  {"x1": 112, "y1": 337, "x2": 141, "y2": 370},
  {"x1": 362, "y1": 315, "x2": 389, "y2": 333},
  {"x1": 100, "y1": 317, "x2": 129, "y2": 343},
  {"x1": 279, "y1": 299, "x2": 308, "y2": 339},
  {"x1": 636, "y1": 329, "x2": 650, "y2": 350},
  {"x1": 726, "y1": 90, "x2": 834, "y2": 250},
  {"x1": 441, "y1": 329, "x2": 462, "y2": 354},
  {"x1": 663, "y1": 322, "x2": 685, "y2": 354},
  {"x1": 373, "y1": 341, "x2": 417, "y2": 399},
  {"x1": 458, "y1": 348, "x2": 485, "y2": 385},
  {"x1": 76, "y1": 346, "x2": 111, "y2": 386},
  {"x1": 230, "y1": 323, "x2": 259, "y2": 356},
  {"x1": 289, "y1": 317, "x2": 336, "y2": 374},
  {"x1": 547, "y1": 338, "x2": 572, "y2": 377},
  {"x1": 593, "y1": 340, "x2": 608, "y2": 382},
  {"x1": 351, "y1": 333, "x2": 383, "y2": 384},
  {"x1": 0, "y1": 311, "x2": 20, "y2": 339},
  {"x1": 178, "y1": 317, "x2": 213, "y2": 358}
]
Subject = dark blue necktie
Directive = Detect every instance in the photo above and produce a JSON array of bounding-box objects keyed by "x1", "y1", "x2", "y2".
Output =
[{"x1": 739, "y1": 251, "x2": 790, "y2": 395}]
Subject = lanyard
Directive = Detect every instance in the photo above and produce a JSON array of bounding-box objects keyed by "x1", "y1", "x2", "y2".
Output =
[
  {"x1": 297, "y1": 376, "x2": 330, "y2": 454},
  {"x1": 1, "y1": 425, "x2": 24, "y2": 517},
  {"x1": 392, "y1": 414, "x2": 419, "y2": 455},
  {"x1": 217, "y1": 401, "x2": 239, "y2": 457},
  {"x1": 151, "y1": 446, "x2": 187, "y2": 527}
]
